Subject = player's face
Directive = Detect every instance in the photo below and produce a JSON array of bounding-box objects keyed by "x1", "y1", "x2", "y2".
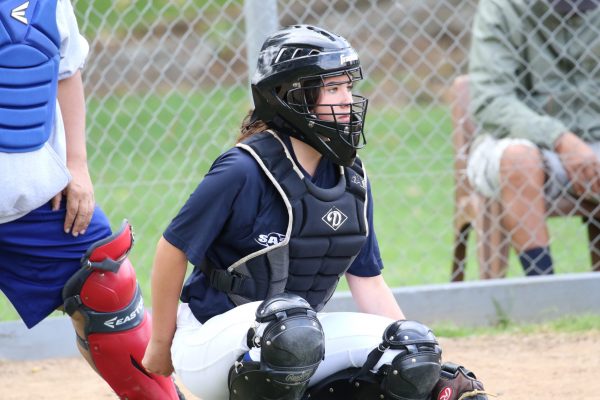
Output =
[{"x1": 313, "y1": 75, "x2": 353, "y2": 123}]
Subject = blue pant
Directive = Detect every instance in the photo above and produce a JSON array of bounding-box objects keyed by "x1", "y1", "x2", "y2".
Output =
[{"x1": 0, "y1": 202, "x2": 112, "y2": 328}]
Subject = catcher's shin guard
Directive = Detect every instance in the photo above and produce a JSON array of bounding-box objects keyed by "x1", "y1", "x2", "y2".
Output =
[
  {"x1": 305, "y1": 320, "x2": 442, "y2": 400},
  {"x1": 62, "y1": 221, "x2": 181, "y2": 400},
  {"x1": 228, "y1": 293, "x2": 325, "y2": 400}
]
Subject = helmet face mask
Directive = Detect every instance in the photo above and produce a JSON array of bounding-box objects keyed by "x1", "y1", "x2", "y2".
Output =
[
  {"x1": 251, "y1": 25, "x2": 369, "y2": 166},
  {"x1": 287, "y1": 67, "x2": 368, "y2": 155}
]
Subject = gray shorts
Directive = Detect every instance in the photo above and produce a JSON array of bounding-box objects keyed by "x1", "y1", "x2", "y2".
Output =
[{"x1": 466, "y1": 134, "x2": 600, "y2": 200}]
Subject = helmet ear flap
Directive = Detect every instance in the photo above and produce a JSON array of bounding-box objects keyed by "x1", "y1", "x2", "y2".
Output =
[{"x1": 251, "y1": 85, "x2": 275, "y2": 120}]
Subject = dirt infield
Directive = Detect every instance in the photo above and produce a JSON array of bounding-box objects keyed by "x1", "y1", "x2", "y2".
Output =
[{"x1": 1, "y1": 330, "x2": 599, "y2": 399}]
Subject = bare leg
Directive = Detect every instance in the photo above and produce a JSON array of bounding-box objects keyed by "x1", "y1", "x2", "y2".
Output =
[
  {"x1": 55, "y1": 306, "x2": 98, "y2": 372},
  {"x1": 70, "y1": 310, "x2": 99, "y2": 372},
  {"x1": 499, "y1": 144, "x2": 549, "y2": 252}
]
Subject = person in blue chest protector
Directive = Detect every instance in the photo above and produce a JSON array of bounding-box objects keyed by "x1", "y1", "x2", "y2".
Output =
[
  {"x1": 0, "y1": 1, "x2": 182, "y2": 398},
  {"x1": 143, "y1": 25, "x2": 488, "y2": 400}
]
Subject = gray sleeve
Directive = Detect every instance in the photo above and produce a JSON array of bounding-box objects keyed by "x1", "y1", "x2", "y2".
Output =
[
  {"x1": 467, "y1": 0, "x2": 567, "y2": 148},
  {"x1": 56, "y1": 0, "x2": 89, "y2": 80}
]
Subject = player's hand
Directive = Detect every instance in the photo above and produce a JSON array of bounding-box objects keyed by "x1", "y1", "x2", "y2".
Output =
[
  {"x1": 51, "y1": 161, "x2": 95, "y2": 236},
  {"x1": 555, "y1": 132, "x2": 600, "y2": 197},
  {"x1": 142, "y1": 339, "x2": 175, "y2": 377}
]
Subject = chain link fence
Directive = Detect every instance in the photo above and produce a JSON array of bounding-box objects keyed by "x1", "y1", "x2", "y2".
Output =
[{"x1": 1, "y1": 0, "x2": 595, "y2": 321}]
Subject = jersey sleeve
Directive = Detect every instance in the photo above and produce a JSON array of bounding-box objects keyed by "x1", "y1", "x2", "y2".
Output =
[
  {"x1": 163, "y1": 149, "x2": 258, "y2": 266},
  {"x1": 56, "y1": 0, "x2": 89, "y2": 79},
  {"x1": 346, "y1": 180, "x2": 384, "y2": 277}
]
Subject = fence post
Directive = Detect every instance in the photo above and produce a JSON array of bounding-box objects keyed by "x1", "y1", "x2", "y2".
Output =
[{"x1": 244, "y1": 0, "x2": 278, "y2": 94}]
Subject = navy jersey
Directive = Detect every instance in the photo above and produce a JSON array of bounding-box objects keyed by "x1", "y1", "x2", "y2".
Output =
[{"x1": 164, "y1": 134, "x2": 383, "y2": 323}]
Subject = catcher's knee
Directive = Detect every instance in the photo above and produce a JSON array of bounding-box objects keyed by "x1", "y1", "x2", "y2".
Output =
[
  {"x1": 63, "y1": 221, "x2": 143, "y2": 339},
  {"x1": 377, "y1": 320, "x2": 442, "y2": 399},
  {"x1": 62, "y1": 221, "x2": 181, "y2": 400},
  {"x1": 228, "y1": 293, "x2": 325, "y2": 400},
  {"x1": 306, "y1": 320, "x2": 442, "y2": 400}
]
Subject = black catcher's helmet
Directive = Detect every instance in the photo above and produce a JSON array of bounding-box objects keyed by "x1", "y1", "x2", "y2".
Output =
[{"x1": 251, "y1": 25, "x2": 368, "y2": 166}]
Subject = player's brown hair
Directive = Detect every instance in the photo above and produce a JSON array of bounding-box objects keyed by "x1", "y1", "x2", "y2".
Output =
[{"x1": 236, "y1": 109, "x2": 269, "y2": 143}]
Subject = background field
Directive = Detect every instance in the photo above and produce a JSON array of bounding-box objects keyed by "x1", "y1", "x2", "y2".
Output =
[
  {"x1": 0, "y1": 0, "x2": 596, "y2": 322},
  {"x1": 3, "y1": 2, "x2": 600, "y2": 399}
]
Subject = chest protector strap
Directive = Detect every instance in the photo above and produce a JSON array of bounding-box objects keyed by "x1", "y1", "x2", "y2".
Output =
[{"x1": 0, "y1": 0, "x2": 60, "y2": 153}]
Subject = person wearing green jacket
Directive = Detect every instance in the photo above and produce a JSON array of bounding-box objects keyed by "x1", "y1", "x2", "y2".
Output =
[{"x1": 467, "y1": 0, "x2": 600, "y2": 276}]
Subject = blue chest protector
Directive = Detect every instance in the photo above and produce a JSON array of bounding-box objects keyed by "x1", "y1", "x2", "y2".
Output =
[
  {"x1": 203, "y1": 131, "x2": 369, "y2": 311},
  {"x1": 0, "y1": 0, "x2": 60, "y2": 153}
]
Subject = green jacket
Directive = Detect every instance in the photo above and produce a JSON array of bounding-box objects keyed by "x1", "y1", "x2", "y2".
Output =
[{"x1": 468, "y1": 0, "x2": 600, "y2": 148}]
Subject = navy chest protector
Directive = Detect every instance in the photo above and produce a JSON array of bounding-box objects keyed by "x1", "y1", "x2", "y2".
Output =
[
  {"x1": 0, "y1": 0, "x2": 60, "y2": 153},
  {"x1": 203, "y1": 131, "x2": 369, "y2": 311}
]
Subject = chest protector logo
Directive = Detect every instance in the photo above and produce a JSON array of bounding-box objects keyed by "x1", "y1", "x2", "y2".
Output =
[
  {"x1": 11, "y1": 2, "x2": 28, "y2": 24},
  {"x1": 351, "y1": 174, "x2": 366, "y2": 189},
  {"x1": 322, "y1": 206, "x2": 348, "y2": 231},
  {"x1": 255, "y1": 232, "x2": 286, "y2": 247}
]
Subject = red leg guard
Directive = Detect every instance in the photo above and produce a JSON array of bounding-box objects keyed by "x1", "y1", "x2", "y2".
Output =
[{"x1": 63, "y1": 221, "x2": 182, "y2": 400}]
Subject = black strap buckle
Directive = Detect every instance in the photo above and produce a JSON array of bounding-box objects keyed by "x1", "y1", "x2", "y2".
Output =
[
  {"x1": 209, "y1": 268, "x2": 234, "y2": 291},
  {"x1": 201, "y1": 259, "x2": 246, "y2": 294}
]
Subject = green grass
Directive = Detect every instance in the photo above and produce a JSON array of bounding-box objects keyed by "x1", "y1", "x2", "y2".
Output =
[
  {"x1": 74, "y1": 0, "x2": 241, "y2": 39},
  {"x1": 84, "y1": 86, "x2": 251, "y2": 306},
  {"x1": 0, "y1": 90, "x2": 595, "y2": 321},
  {"x1": 433, "y1": 313, "x2": 600, "y2": 338}
]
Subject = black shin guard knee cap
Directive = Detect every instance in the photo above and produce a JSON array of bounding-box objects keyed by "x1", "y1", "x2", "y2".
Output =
[
  {"x1": 229, "y1": 293, "x2": 325, "y2": 400},
  {"x1": 380, "y1": 320, "x2": 442, "y2": 400}
]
